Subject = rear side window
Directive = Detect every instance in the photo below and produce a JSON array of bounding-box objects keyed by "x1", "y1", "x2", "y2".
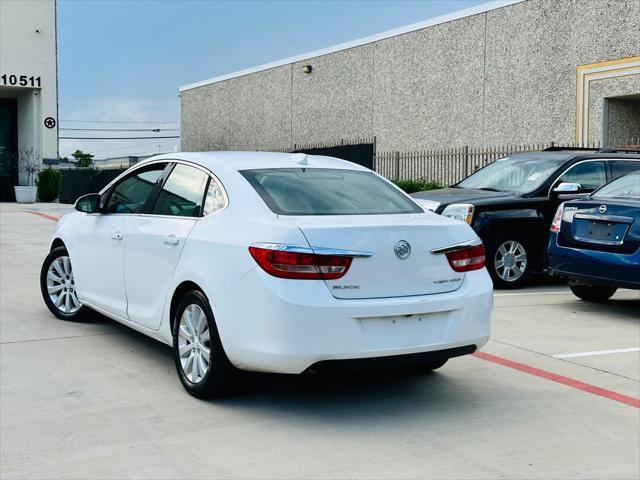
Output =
[
  {"x1": 611, "y1": 160, "x2": 640, "y2": 180},
  {"x1": 241, "y1": 168, "x2": 422, "y2": 216},
  {"x1": 203, "y1": 179, "x2": 226, "y2": 215},
  {"x1": 106, "y1": 163, "x2": 166, "y2": 214},
  {"x1": 151, "y1": 164, "x2": 208, "y2": 217}
]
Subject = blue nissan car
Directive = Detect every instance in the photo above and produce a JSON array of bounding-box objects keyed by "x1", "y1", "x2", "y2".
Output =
[{"x1": 548, "y1": 171, "x2": 640, "y2": 302}]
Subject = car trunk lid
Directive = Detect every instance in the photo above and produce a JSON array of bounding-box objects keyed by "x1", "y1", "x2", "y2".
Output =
[
  {"x1": 560, "y1": 201, "x2": 639, "y2": 254},
  {"x1": 280, "y1": 213, "x2": 477, "y2": 299}
]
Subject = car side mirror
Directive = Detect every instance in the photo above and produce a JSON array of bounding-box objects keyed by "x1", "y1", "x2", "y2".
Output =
[
  {"x1": 553, "y1": 182, "x2": 582, "y2": 193},
  {"x1": 74, "y1": 193, "x2": 101, "y2": 213}
]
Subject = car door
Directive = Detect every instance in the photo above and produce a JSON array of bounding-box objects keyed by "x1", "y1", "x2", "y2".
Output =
[
  {"x1": 76, "y1": 162, "x2": 168, "y2": 318},
  {"x1": 123, "y1": 162, "x2": 210, "y2": 330}
]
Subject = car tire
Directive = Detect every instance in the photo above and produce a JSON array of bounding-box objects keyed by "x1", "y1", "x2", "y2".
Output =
[
  {"x1": 569, "y1": 285, "x2": 617, "y2": 302},
  {"x1": 173, "y1": 290, "x2": 237, "y2": 399},
  {"x1": 40, "y1": 246, "x2": 88, "y2": 321},
  {"x1": 487, "y1": 234, "x2": 533, "y2": 289}
]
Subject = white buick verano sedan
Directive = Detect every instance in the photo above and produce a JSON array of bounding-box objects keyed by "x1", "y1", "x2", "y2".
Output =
[{"x1": 41, "y1": 152, "x2": 492, "y2": 398}]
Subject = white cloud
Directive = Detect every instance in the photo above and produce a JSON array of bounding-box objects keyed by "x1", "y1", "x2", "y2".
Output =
[{"x1": 59, "y1": 98, "x2": 180, "y2": 159}]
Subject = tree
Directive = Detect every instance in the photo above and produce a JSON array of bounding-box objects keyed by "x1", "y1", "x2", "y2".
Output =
[{"x1": 71, "y1": 150, "x2": 94, "y2": 168}]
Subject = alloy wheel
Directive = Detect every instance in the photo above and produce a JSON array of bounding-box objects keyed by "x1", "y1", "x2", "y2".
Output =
[
  {"x1": 494, "y1": 240, "x2": 527, "y2": 282},
  {"x1": 46, "y1": 256, "x2": 81, "y2": 314},
  {"x1": 178, "y1": 304, "x2": 211, "y2": 384}
]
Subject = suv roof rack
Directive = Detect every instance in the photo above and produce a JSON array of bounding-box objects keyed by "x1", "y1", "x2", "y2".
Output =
[
  {"x1": 542, "y1": 146, "x2": 600, "y2": 152},
  {"x1": 597, "y1": 147, "x2": 640, "y2": 154}
]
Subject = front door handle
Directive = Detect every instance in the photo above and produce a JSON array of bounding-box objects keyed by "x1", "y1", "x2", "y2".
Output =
[
  {"x1": 111, "y1": 231, "x2": 123, "y2": 241},
  {"x1": 163, "y1": 235, "x2": 180, "y2": 246}
]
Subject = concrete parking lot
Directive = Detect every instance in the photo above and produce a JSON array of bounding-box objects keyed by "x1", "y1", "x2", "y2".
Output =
[{"x1": 1, "y1": 202, "x2": 639, "y2": 479}]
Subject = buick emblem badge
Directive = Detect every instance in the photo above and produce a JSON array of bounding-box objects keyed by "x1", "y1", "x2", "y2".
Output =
[
  {"x1": 599, "y1": 205, "x2": 607, "y2": 213},
  {"x1": 394, "y1": 240, "x2": 411, "y2": 260}
]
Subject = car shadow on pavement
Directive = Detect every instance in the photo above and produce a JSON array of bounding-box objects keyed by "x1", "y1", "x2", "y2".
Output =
[
  {"x1": 87, "y1": 312, "x2": 480, "y2": 418},
  {"x1": 213, "y1": 367, "x2": 487, "y2": 427}
]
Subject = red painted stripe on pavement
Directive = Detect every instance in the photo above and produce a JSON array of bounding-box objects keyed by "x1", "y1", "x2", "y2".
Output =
[
  {"x1": 25, "y1": 211, "x2": 59, "y2": 222},
  {"x1": 473, "y1": 351, "x2": 640, "y2": 409}
]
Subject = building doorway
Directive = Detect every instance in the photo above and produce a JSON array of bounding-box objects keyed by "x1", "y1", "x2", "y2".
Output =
[
  {"x1": 0, "y1": 98, "x2": 18, "y2": 201},
  {"x1": 603, "y1": 94, "x2": 640, "y2": 147}
]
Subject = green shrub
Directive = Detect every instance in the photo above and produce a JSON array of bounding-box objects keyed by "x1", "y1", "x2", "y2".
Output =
[
  {"x1": 36, "y1": 168, "x2": 62, "y2": 202},
  {"x1": 392, "y1": 178, "x2": 442, "y2": 194}
]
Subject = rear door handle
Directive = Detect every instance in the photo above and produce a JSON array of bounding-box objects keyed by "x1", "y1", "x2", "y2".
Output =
[
  {"x1": 111, "y1": 231, "x2": 123, "y2": 241},
  {"x1": 163, "y1": 235, "x2": 180, "y2": 246}
]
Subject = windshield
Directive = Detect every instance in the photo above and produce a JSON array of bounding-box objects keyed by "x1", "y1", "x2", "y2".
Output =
[
  {"x1": 457, "y1": 155, "x2": 565, "y2": 194},
  {"x1": 591, "y1": 171, "x2": 640, "y2": 200},
  {"x1": 241, "y1": 168, "x2": 422, "y2": 215}
]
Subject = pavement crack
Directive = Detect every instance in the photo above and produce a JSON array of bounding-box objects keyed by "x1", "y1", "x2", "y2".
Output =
[
  {"x1": 490, "y1": 339, "x2": 640, "y2": 383},
  {"x1": 1, "y1": 332, "x2": 117, "y2": 345}
]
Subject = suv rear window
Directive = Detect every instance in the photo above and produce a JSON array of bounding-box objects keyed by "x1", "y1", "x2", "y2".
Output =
[{"x1": 241, "y1": 168, "x2": 421, "y2": 216}]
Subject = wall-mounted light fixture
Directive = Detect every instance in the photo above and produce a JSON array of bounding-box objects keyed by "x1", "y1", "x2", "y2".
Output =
[{"x1": 302, "y1": 65, "x2": 312, "y2": 74}]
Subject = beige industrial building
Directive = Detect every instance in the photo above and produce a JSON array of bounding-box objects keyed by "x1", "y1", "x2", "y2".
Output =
[{"x1": 179, "y1": 0, "x2": 640, "y2": 155}]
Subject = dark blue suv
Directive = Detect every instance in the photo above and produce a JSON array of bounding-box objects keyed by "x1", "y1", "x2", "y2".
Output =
[{"x1": 547, "y1": 171, "x2": 640, "y2": 302}]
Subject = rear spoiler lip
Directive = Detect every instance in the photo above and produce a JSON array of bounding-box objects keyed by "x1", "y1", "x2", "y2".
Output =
[{"x1": 430, "y1": 238, "x2": 483, "y2": 255}]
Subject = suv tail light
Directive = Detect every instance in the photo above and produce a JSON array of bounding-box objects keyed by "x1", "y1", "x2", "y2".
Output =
[
  {"x1": 445, "y1": 244, "x2": 486, "y2": 272},
  {"x1": 249, "y1": 246, "x2": 353, "y2": 280},
  {"x1": 550, "y1": 204, "x2": 564, "y2": 233}
]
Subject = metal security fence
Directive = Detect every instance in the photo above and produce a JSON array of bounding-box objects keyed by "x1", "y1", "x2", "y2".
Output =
[
  {"x1": 376, "y1": 143, "x2": 554, "y2": 185},
  {"x1": 375, "y1": 139, "x2": 640, "y2": 185},
  {"x1": 59, "y1": 168, "x2": 126, "y2": 204}
]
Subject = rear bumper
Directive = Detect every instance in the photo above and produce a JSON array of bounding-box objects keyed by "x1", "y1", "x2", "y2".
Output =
[
  {"x1": 547, "y1": 233, "x2": 640, "y2": 289},
  {"x1": 213, "y1": 268, "x2": 492, "y2": 374},
  {"x1": 306, "y1": 345, "x2": 476, "y2": 374}
]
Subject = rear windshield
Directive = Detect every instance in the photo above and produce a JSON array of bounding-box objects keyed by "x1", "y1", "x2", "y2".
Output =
[
  {"x1": 241, "y1": 168, "x2": 422, "y2": 215},
  {"x1": 591, "y1": 171, "x2": 640, "y2": 200}
]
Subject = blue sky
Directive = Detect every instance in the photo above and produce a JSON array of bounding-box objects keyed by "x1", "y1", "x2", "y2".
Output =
[{"x1": 57, "y1": 0, "x2": 485, "y2": 158}]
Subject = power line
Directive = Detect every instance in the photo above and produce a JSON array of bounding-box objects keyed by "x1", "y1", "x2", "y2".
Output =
[
  {"x1": 87, "y1": 139, "x2": 177, "y2": 155},
  {"x1": 61, "y1": 119, "x2": 179, "y2": 124},
  {"x1": 60, "y1": 135, "x2": 180, "y2": 140},
  {"x1": 60, "y1": 127, "x2": 180, "y2": 132}
]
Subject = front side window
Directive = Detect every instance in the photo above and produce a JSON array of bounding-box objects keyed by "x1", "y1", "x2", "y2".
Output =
[
  {"x1": 556, "y1": 161, "x2": 606, "y2": 191},
  {"x1": 106, "y1": 163, "x2": 166, "y2": 214},
  {"x1": 151, "y1": 164, "x2": 208, "y2": 217},
  {"x1": 241, "y1": 168, "x2": 421, "y2": 216}
]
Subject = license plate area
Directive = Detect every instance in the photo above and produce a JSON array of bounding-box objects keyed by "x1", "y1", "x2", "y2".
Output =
[
  {"x1": 573, "y1": 219, "x2": 628, "y2": 245},
  {"x1": 358, "y1": 311, "x2": 457, "y2": 349}
]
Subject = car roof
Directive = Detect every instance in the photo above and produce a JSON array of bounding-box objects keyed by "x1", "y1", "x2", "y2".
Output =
[
  {"x1": 136, "y1": 151, "x2": 369, "y2": 175},
  {"x1": 509, "y1": 151, "x2": 580, "y2": 161},
  {"x1": 510, "y1": 150, "x2": 640, "y2": 161}
]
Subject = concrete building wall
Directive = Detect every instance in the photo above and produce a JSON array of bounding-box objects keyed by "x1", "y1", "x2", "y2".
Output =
[
  {"x1": 0, "y1": 0, "x2": 58, "y2": 172},
  {"x1": 180, "y1": 0, "x2": 640, "y2": 153},
  {"x1": 229, "y1": 65, "x2": 291, "y2": 150},
  {"x1": 180, "y1": 82, "x2": 229, "y2": 152},
  {"x1": 292, "y1": 45, "x2": 374, "y2": 146},
  {"x1": 484, "y1": 0, "x2": 640, "y2": 148},
  {"x1": 373, "y1": 13, "x2": 486, "y2": 150}
]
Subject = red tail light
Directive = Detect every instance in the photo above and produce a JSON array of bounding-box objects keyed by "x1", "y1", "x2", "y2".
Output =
[
  {"x1": 445, "y1": 244, "x2": 486, "y2": 272},
  {"x1": 249, "y1": 246, "x2": 352, "y2": 280},
  {"x1": 550, "y1": 204, "x2": 564, "y2": 233}
]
